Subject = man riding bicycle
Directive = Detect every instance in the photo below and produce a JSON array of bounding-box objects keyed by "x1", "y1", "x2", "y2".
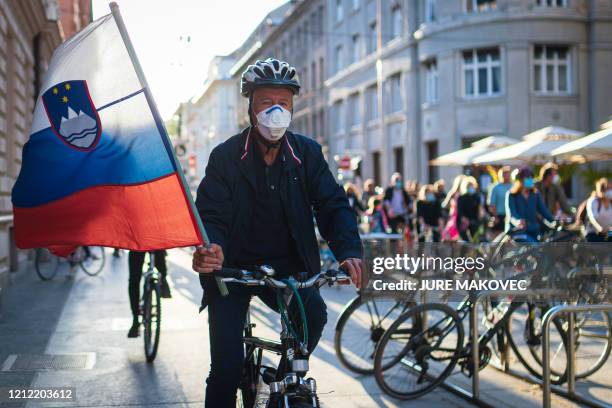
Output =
[{"x1": 191, "y1": 58, "x2": 363, "y2": 407}]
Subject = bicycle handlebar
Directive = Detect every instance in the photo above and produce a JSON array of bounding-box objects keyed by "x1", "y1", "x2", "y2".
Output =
[{"x1": 212, "y1": 267, "x2": 351, "y2": 289}]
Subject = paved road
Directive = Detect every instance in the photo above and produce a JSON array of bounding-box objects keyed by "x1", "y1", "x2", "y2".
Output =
[{"x1": 0, "y1": 249, "x2": 608, "y2": 407}]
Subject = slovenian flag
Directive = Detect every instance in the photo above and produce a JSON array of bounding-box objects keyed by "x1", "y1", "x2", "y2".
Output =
[{"x1": 11, "y1": 10, "x2": 204, "y2": 256}]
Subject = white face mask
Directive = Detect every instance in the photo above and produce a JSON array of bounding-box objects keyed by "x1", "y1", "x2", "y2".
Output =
[
  {"x1": 255, "y1": 105, "x2": 292, "y2": 141},
  {"x1": 605, "y1": 190, "x2": 612, "y2": 200},
  {"x1": 552, "y1": 174, "x2": 561, "y2": 184}
]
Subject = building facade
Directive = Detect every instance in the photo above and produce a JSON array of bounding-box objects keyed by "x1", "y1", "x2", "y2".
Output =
[
  {"x1": 325, "y1": 0, "x2": 612, "y2": 187},
  {"x1": 0, "y1": 0, "x2": 66, "y2": 293},
  {"x1": 179, "y1": 55, "x2": 239, "y2": 192},
  {"x1": 230, "y1": 0, "x2": 329, "y2": 150}
]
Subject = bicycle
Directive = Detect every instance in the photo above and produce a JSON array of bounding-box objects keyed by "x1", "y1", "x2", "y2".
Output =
[
  {"x1": 213, "y1": 266, "x2": 351, "y2": 408},
  {"x1": 372, "y1": 225, "x2": 611, "y2": 399},
  {"x1": 35, "y1": 246, "x2": 105, "y2": 280},
  {"x1": 137, "y1": 251, "x2": 162, "y2": 362}
]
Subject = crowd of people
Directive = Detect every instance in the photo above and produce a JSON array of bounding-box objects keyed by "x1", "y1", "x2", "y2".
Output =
[{"x1": 343, "y1": 162, "x2": 612, "y2": 244}]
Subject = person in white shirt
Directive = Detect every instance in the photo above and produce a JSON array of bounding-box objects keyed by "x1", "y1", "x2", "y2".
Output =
[{"x1": 585, "y1": 177, "x2": 612, "y2": 242}]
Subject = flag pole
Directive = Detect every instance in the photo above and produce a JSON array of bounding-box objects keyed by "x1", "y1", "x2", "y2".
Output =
[{"x1": 109, "y1": 2, "x2": 228, "y2": 296}]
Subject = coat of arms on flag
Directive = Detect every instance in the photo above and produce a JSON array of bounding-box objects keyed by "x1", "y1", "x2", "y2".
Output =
[{"x1": 42, "y1": 80, "x2": 101, "y2": 151}]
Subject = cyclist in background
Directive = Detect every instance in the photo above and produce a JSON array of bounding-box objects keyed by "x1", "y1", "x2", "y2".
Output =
[
  {"x1": 487, "y1": 166, "x2": 512, "y2": 234},
  {"x1": 456, "y1": 176, "x2": 481, "y2": 242},
  {"x1": 415, "y1": 184, "x2": 443, "y2": 242},
  {"x1": 585, "y1": 177, "x2": 612, "y2": 242},
  {"x1": 535, "y1": 162, "x2": 574, "y2": 218},
  {"x1": 127, "y1": 249, "x2": 171, "y2": 338},
  {"x1": 506, "y1": 167, "x2": 554, "y2": 242}
]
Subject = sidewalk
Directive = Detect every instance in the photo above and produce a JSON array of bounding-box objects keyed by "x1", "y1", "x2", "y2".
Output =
[{"x1": 0, "y1": 249, "x2": 606, "y2": 407}]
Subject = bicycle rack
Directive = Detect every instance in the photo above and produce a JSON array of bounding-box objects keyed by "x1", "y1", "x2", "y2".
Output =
[
  {"x1": 542, "y1": 303, "x2": 612, "y2": 408},
  {"x1": 437, "y1": 289, "x2": 566, "y2": 407}
]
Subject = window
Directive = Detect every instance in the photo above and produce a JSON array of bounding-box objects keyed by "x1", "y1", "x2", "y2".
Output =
[
  {"x1": 426, "y1": 141, "x2": 439, "y2": 183},
  {"x1": 463, "y1": 48, "x2": 501, "y2": 97},
  {"x1": 351, "y1": 34, "x2": 361, "y2": 64},
  {"x1": 372, "y1": 151, "x2": 381, "y2": 186},
  {"x1": 352, "y1": 0, "x2": 360, "y2": 11},
  {"x1": 333, "y1": 100, "x2": 344, "y2": 133},
  {"x1": 336, "y1": 0, "x2": 344, "y2": 22},
  {"x1": 425, "y1": 59, "x2": 439, "y2": 104},
  {"x1": 366, "y1": 85, "x2": 378, "y2": 121},
  {"x1": 387, "y1": 73, "x2": 402, "y2": 113},
  {"x1": 367, "y1": 22, "x2": 377, "y2": 54},
  {"x1": 303, "y1": 22, "x2": 309, "y2": 49},
  {"x1": 424, "y1": 0, "x2": 436, "y2": 22},
  {"x1": 536, "y1": 0, "x2": 568, "y2": 6},
  {"x1": 349, "y1": 93, "x2": 361, "y2": 127},
  {"x1": 319, "y1": 57, "x2": 325, "y2": 85},
  {"x1": 303, "y1": 67, "x2": 308, "y2": 91},
  {"x1": 393, "y1": 147, "x2": 404, "y2": 174},
  {"x1": 466, "y1": 0, "x2": 497, "y2": 12},
  {"x1": 391, "y1": 6, "x2": 403, "y2": 39},
  {"x1": 335, "y1": 44, "x2": 343, "y2": 72},
  {"x1": 533, "y1": 45, "x2": 571, "y2": 94},
  {"x1": 311, "y1": 61, "x2": 316, "y2": 89},
  {"x1": 319, "y1": 108, "x2": 325, "y2": 140}
]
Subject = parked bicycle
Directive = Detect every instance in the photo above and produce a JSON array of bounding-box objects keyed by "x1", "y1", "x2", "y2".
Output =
[
  {"x1": 213, "y1": 266, "x2": 350, "y2": 408},
  {"x1": 35, "y1": 246, "x2": 105, "y2": 280}
]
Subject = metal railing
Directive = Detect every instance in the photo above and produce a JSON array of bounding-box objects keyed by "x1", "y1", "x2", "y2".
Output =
[{"x1": 542, "y1": 303, "x2": 612, "y2": 408}]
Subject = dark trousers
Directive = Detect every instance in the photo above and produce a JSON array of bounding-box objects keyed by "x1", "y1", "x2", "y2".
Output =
[
  {"x1": 203, "y1": 280, "x2": 328, "y2": 407},
  {"x1": 128, "y1": 250, "x2": 167, "y2": 317}
]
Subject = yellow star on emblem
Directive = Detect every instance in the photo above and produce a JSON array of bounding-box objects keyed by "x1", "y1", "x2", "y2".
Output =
[
  {"x1": 65, "y1": 83, "x2": 71, "y2": 91},
  {"x1": 53, "y1": 88, "x2": 58, "y2": 94},
  {"x1": 62, "y1": 96, "x2": 68, "y2": 103}
]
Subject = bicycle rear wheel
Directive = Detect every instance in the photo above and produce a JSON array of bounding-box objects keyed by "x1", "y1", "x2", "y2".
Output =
[
  {"x1": 80, "y1": 246, "x2": 105, "y2": 276},
  {"x1": 374, "y1": 303, "x2": 463, "y2": 400},
  {"x1": 334, "y1": 295, "x2": 414, "y2": 374},
  {"x1": 506, "y1": 302, "x2": 568, "y2": 384},
  {"x1": 143, "y1": 280, "x2": 161, "y2": 362},
  {"x1": 35, "y1": 249, "x2": 60, "y2": 281}
]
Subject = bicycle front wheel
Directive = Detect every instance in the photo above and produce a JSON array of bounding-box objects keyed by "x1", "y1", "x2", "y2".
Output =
[
  {"x1": 374, "y1": 303, "x2": 463, "y2": 400},
  {"x1": 143, "y1": 280, "x2": 161, "y2": 362},
  {"x1": 35, "y1": 248, "x2": 60, "y2": 281},
  {"x1": 80, "y1": 246, "x2": 105, "y2": 276},
  {"x1": 334, "y1": 295, "x2": 414, "y2": 374}
]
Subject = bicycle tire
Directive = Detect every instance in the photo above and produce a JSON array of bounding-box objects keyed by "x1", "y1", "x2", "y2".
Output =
[
  {"x1": 80, "y1": 246, "x2": 106, "y2": 276},
  {"x1": 571, "y1": 310, "x2": 612, "y2": 379},
  {"x1": 143, "y1": 280, "x2": 161, "y2": 362},
  {"x1": 374, "y1": 303, "x2": 464, "y2": 400},
  {"x1": 334, "y1": 295, "x2": 414, "y2": 374},
  {"x1": 35, "y1": 248, "x2": 60, "y2": 281},
  {"x1": 506, "y1": 302, "x2": 568, "y2": 384},
  {"x1": 237, "y1": 349, "x2": 258, "y2": 408}
]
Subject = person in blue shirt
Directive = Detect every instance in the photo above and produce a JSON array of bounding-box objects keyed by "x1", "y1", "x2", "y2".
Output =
[
  {"x1": 487, "y1": 166, "x2": 512, "y2": 233},
  {"x1": 506, "y1": 167, "x2": 554, "y2": 242}
]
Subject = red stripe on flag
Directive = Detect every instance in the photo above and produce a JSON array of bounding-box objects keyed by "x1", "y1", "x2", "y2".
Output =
[{"x1": 14, "y1": 173, "x2": 202, "y2": 256}]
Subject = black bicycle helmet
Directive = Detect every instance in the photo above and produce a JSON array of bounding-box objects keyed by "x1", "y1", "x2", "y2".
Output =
[
  {"x1": 241, "y1": 58, "x2": 301, "y2": 97},
  {"x1": 512, "y1": 166, "x2": 533, "y2": 180}
]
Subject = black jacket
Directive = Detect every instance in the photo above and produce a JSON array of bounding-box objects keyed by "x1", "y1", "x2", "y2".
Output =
[{"x1": 195, "y1": 128, "x2": 362, "y2": 307}]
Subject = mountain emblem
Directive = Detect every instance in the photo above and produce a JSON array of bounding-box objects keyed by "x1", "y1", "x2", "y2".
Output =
[{"x1": 42, "y1": 80, "x2": 102, "y2": 151}]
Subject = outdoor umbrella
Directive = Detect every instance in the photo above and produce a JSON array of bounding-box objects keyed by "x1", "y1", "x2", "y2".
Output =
[
  {"x1": 472, "y1": 126, "x2": 583, "y2": 165},
  {"x1": 429, "y1": 135, "x2": 518, "y2": 166},
  {"x1": 551, "y1": 122, "x2": 612, "y2": 163}
]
